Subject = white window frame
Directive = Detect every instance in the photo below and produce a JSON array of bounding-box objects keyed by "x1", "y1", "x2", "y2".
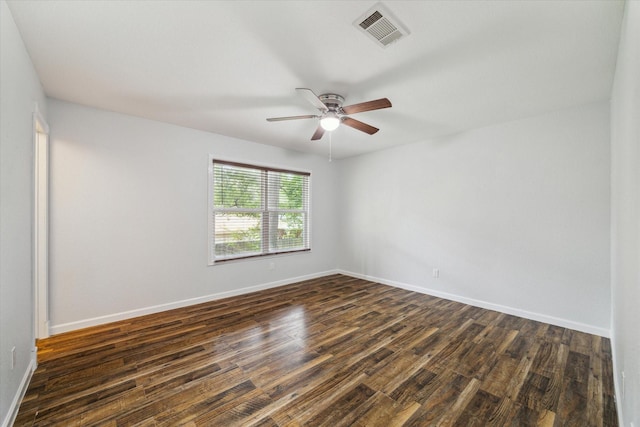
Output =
[{"x1": 208, "y1": 156, "x2": 311, "y2": 265}]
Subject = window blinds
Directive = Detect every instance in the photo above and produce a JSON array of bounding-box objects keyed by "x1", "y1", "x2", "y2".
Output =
[{"x1": 212, "y1": 160, "x2": 310, "y2": 262}]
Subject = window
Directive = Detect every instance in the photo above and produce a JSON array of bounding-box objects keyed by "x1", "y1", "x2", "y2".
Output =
[{"x1": 209, "y1": 159, "x2": 310, "y2": 263}]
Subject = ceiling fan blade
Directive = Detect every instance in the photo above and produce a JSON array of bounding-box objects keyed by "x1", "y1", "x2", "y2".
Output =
[
  {"x1": 342, "y1": 117, "x2": 379, "y2": 135},
  {"x1": 341, "y1": 98, "x2": 392, "y2": 115},
  {"x1": 296, "y1": 88, "x2": 328, "y2": 112},
  {"x1": 266, "y1": 114, "x2": 318, "y2": 122},
  {"x1": 311, "y1": 125, "x2": 325, "y2": 141}
]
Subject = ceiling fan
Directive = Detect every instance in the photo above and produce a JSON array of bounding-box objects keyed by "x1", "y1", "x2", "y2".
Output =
[{"x1": 267, "y1": 88, "x2": 392, "y2": 141}]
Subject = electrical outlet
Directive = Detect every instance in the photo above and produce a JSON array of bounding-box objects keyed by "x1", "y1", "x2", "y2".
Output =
[
  {"x1": 622, "y1": 371, "x2": 626, "y2": 400},
  {"x1": 432, "y1": 268, "x2": 439, "y2": 278},
  {"x1": 11, "y1": 347, "x2": 16, "y2": 369}
]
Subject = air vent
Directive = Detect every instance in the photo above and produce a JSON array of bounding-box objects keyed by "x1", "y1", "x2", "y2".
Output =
[{"x1": 354, "y1": 3, "x2": 410, "y2": 48}]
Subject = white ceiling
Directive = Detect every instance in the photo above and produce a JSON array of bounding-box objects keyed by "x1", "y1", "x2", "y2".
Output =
[{"x1": 7, "y1": 0, "x2": 624, "y2": 159}]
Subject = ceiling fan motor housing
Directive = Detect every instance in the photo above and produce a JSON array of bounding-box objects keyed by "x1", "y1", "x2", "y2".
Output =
[{"x1": 319, "y1": 94, "x2": 345, "y2": 111}]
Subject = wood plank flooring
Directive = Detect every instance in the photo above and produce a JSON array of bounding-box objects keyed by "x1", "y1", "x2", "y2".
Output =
[{"x1": 15, "y1": 274, "x2": 617, "y2": 426}]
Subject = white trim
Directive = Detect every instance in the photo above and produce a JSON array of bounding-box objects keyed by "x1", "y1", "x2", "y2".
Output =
[
  {"x1": 609, "y1": 333, "x2": 624, "y2": 426},
  {"x1": 207, "y1": 155, "x2": 215, "y2": 265},
  {"x1": 33, "y1": 105, "x2": 49, "y2": 134},
  {"x1": 1, "y1": 356, "x2": 37, "y2": 427},
  {"x1": 33, "y1": 110, "x2": 50, "y2": 339},
  {"x1": 337, "y1": 270, "x2": 611, "y2": 337},
  {"x1": 50, "y1": 270, "x2": 339, "y2": 335},
  {"x1": 32, "y1": 346, "x2": 38, "y2": 368},
  {"x1": 49, "y1": 269, "x2": 611, "y2": 337}
]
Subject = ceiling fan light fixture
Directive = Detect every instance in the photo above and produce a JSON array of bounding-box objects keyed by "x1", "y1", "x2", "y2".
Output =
[
  {"x1": 266, "y1": 88, "x2": 391, "y2": 140},
  {"x1": 320, "y1": 113, "x2": 340, "y2": 131}
]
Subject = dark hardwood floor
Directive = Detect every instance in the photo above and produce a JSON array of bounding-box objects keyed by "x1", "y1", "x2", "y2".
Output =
[{"x1": 15, "y1": 274, "x2": 617, "y2": 426}]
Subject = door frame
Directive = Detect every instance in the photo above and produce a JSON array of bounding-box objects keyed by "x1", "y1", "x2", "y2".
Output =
[{"x1": 33, "y1": 108, "x2": 50, "y2": 340}]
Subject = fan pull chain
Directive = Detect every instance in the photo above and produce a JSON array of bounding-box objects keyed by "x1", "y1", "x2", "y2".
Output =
[{"x1": 329, "y1": 132, "x2": 332, "y2": 162}]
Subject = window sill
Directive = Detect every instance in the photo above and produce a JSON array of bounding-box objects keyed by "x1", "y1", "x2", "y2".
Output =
[{"x1": 208, "y1": 248, "x2": 311, "y2": 266}]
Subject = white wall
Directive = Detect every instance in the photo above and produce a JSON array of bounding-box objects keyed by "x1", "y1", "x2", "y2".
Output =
[
  {"x1": 47, "y1": 99, "x2": 337, "y2": 332},
  {"x1": 611, "y1": 1, "x2": 640, "y2": 425},
  {"x1": 0, "y1": 1, "x2": 48, "y2": 424},
  {"x1": 336, "y1": 102, "x2": 611, "y2": 335}
]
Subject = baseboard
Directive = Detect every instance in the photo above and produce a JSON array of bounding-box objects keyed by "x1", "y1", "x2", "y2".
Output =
[
  {"x1": 50, "y1": 270, "x2": 339, "y2": 335},
  {"x1": 337, "y1": 270, "x2": 611, "y2": 337},
  {"x1": 50, "y1": 268, "x2": 610, "y2": 338},
  {"x1": 609, "y1": 332, "x2": 625, "y2": 426},
  {"x1": 1, "y1": 354, "x2": 37, "y2": 427}
]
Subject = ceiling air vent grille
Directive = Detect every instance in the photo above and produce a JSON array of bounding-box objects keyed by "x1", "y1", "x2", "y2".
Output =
[{"x1": 355, "y1": 3, "x2": 409, "y2": 48}]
